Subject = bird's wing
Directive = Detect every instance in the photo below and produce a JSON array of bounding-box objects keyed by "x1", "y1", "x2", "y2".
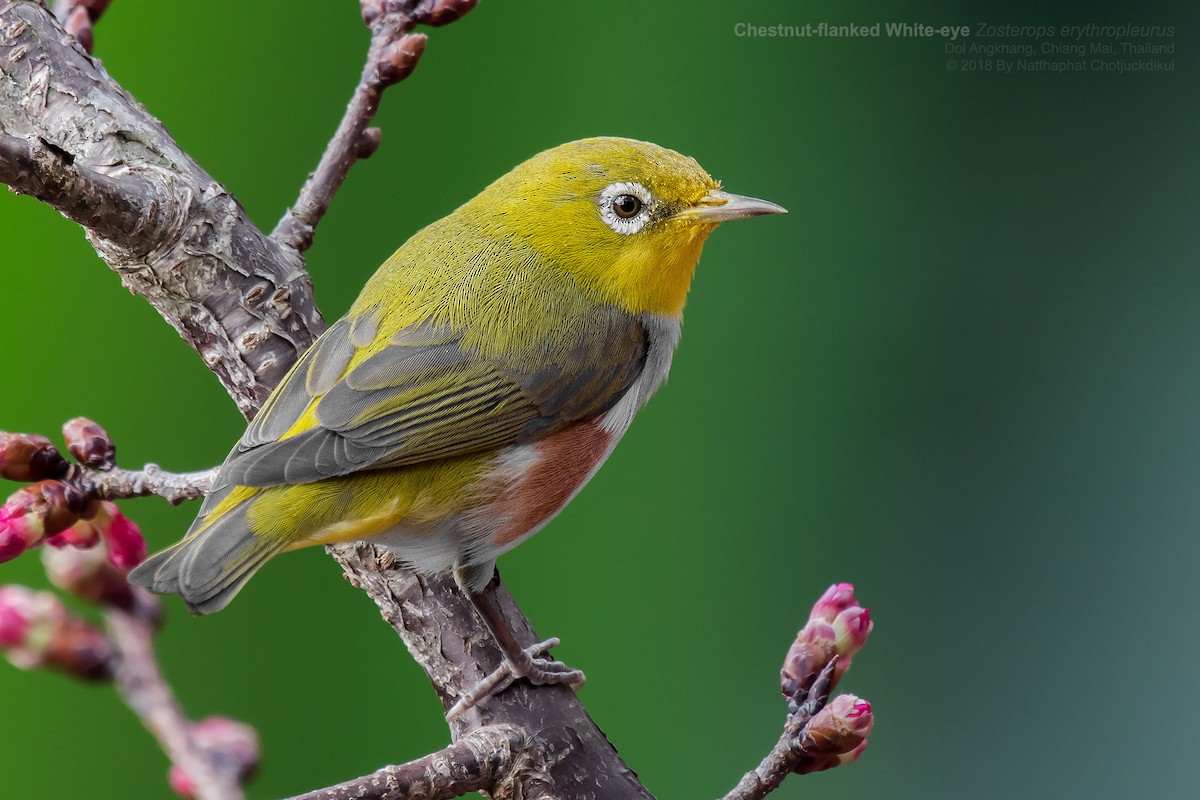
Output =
[{"x1": 216, "y1": 310, "x2": 647, "y2": 488}]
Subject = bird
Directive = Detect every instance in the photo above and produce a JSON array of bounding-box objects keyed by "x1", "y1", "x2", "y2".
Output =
[{"x1": 129, "y1": 137, "x2": 785, "y2": 709}]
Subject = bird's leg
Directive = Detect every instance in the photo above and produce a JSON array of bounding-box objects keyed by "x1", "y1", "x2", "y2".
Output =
[{"x1": 446, "y1": 563, "x2": 585, "y2": 720}]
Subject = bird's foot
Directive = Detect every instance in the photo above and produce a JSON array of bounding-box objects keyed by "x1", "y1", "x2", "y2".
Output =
[{"x1": 445, "y1": 637, "x2": 586, "y2": 721}]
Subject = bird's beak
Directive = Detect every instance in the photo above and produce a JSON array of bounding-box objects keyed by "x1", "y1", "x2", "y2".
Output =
[{"x1": 673, "y1": 190, "x2": 787, "y2": 223}]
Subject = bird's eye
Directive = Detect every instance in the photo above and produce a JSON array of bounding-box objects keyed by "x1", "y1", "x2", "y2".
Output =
[
  {"x1": 599, "y1": 181, "x2": 653, "y2": 235},
  {"x1": 613, "y1": 194, "x2": 642, "y2": 219}
]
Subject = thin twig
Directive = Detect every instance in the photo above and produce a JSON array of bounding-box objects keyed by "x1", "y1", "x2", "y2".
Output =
[
  {"x1": 282, "y1": 725, "x2": 531, "y2": 800},
  {"x1": 721, "y1": 659, "x2": 840, "y2": 800},
  {"x1": 73, "y1": 464, "x2": 217, "y2": 505},
  {"x1": 271, "y1": 2, "x2": 426, "y2": 253},
  {"x1": 106, "y1": 589, "x2": 244, "y2": 800}
]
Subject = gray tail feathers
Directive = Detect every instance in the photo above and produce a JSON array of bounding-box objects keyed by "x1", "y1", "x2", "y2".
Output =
[{"x1": 127, "y1": 493, "x2": 286, "y2": 615}]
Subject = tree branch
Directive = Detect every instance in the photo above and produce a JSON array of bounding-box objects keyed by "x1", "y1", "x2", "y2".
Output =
[
  {"x1": 106, "y1": 590, "x2": 246, "y2": 800},
  {"x1": 284, "y1": 725, "x2": 540, "y2": 800},
  {"x1": 723, "y1": 661, "x2": 837, "y2": 800},
  {"x1": 271, "y1": 1, "x2": 427, "y2": 254},
  {"x1": 0, "y1": 132, "x2": 160, "y2": 238},
  {"x1": 72, "y1": 464, "x2": 217, "y2": 505}
]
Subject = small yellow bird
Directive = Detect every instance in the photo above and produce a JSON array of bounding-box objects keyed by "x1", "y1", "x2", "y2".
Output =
[{"x1": 130, "y1": 137, "x2": 784, "y2": 699}]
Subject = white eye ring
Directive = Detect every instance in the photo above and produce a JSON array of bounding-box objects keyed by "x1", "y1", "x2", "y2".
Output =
[{"x1": 599, "y1": 181, "x2": 653, "y2": 235}]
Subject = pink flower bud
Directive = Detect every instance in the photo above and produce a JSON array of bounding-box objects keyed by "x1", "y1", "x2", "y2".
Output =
[
  {"x1": 0, "y1": 585, "x2": 60, "y2": 659},
  {"x1": 0, "y1": 480, "x2": 93, "y2": 562},
  {"x1": 62, "y1": 417, "x2": 116, "y2": 470},
  {"x1": 802, "y1": 695, "x2": 874, "y2": 757},
  {"x1": 0, "y1": 592, "x2": 30, "y2": 647},
  {"x1": 811, "y1": 583, "x2": 859, "y2": 623},
  {"x1": 46, "y1": 519, "x2": 101, "y2": 549},
  {"x1": 89, "y1": 502, "x2": 146, "y2": 569},
  {"x1": 193, "y1": 715, "x2": 260, "y2": 781},
  {"x1": 168, "y1": 764, "x2": 197, "y2": 799},
  {"x1": 782, "y1": 583, "x2": 873, "y2": 702},
  {"x1": 835, "y1": 739, "x2": 869, "y2": 767},
  {"x1": 42, "y1": 542, "x2": 134, "y2": 609},
  {"x1": 0, "y1": 584, "x2": 114, "y2": 680},
  {"x1": 0, "y1": 432, "x2": 69, "y2": 482},
  {"x1": 169, "y1": 716, "x2": 261, "y2": 795},
  {"x1": 0, "y1": 493, "x2": 47, "y2": 563},
  {"x1": 831, "y1": 606, "x2": 872, "y2": 657}
]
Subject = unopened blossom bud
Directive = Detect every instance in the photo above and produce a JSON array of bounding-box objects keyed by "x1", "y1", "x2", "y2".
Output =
[
  {"x1": 62, "y1": 417, "x2": 116, "y2": 470},
  {"x1": 376, "y1": 33, "x2": 426, "y2": 86},
  {"x1": 835, "y1": 739, "x2": 869, "y2": 767},
  {"x1": 42, "y1": 543, "x2": 134, "y2": 610},
  {"x1": 195, "y1": 715, "x2": 261, "y2": 781},
  {"x1": 782, "y1": 583, "x2": 873, "y2": 702},
  {"x1": 46, "y1": 519, "x2": 101, "y2": 549},
  {"x1": 802, "y1": 695, "x2": 874, "y2": 757},
  {"x1": 0, "y1": 585, "x2": 114, "y2": 680},
  {"x1": 0, "y1": 432, "x2": 69, "y2": 482},
  {"x1": 89, "y1": 502, "x2": 146, "y2": 569},
  {"x1": 810, "y1": 582, "x2": 858, "y2": 622},
  {"x1": 169, "y1": 716, "x2": 261, "y2": 796},
  {"x1": 0, "y1": 481, "x2": 90, "y2": 562},
  {"x1": 781, "y1": 621, "x2": 836, "y2": 703},
  {"x1": 423, "y1": 0, "x2": 477, "y2": 26},
  {"x1": 168, "y1": 764, "x2": 197, "y2": 799},
  {"x1": 357, "y1": 127, "x2": 382, "y2": 159}
]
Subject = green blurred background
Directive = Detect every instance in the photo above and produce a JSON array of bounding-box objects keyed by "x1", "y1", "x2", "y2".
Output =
[{"x1": 2, "y1": 0, "x2": 1198, "y2": 797}]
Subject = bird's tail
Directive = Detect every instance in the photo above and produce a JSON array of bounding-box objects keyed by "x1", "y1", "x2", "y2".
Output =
[{"x1": 127, "y1": 486, "x2": 288, "y2": 615}]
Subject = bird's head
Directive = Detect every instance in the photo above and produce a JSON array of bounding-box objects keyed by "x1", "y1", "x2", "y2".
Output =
[{"x1": 470, "y1": 137, "x2": 785, "y2": 318}]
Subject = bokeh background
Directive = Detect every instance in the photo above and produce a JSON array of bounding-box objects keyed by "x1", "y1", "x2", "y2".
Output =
[{"x1": 2, "y1": 0, "x2": 1198, "y2": 797}]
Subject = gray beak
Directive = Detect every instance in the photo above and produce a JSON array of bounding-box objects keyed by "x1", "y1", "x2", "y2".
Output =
[{"x1": 674, "y1": 190, "x2": 787, "y2": 223}]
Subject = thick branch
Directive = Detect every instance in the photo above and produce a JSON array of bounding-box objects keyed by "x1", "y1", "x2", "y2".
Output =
[
  {"x1": 332, "y1": 545, "x2": 654, "y2": 800},
  {"x1": 0, "y1": 1, "x2": 325, "y2": 418},
  {"x1": 0, "y1": 132, "x2": 160, "y2": 238},
  {"x1": 284, "y1": 725, "x2": 535, "y2": 800}
]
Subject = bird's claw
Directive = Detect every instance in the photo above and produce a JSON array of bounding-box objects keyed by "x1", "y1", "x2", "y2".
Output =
[{"x1": 445, "y1": 637, "x2": 586, "y2": 721}]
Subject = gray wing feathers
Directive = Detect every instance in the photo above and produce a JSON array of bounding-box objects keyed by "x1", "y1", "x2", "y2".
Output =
[{"x1": 216, "y1": 308, "x2": 648, "y2": 489}]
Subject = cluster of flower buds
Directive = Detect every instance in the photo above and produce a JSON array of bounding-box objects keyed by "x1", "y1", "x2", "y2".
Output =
[
  {"x1": 0, "y1": 420, "x2": 144, "y2": 569},
  {"x1": 0, "y1": 480, "x2": 91, "y2": 561},
  {"x1": 0, "y1": 491, "x2": 145, "y2": 569},
  {"x1": 168, "y1": 716, "x2": 261, "y2": 799},
  {"x1": 781, "y1": 583, "x2": 873, "y2": 707},
  {"x1": 795, "y1": 694, "x2": 874, "y2": 773},
  {"x1": 0, "y1": 585, "x2": 114, "y2": 680},
  {"x1": 42, "y1": 542, "x2": 135, "y2": 610}
]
